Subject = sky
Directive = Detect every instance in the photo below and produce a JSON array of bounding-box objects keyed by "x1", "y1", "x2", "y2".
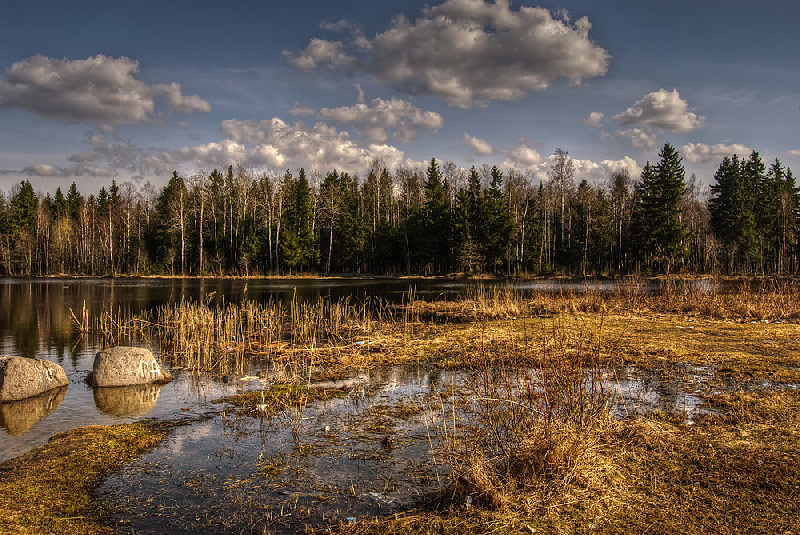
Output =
[{"x1": 1, "y1": 0, "x2": 798, "y2": 194}]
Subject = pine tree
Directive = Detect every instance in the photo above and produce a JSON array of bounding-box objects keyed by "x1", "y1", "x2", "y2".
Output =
[
  {"x1": 419, "y1": 158, "x2": 451, "y2": 273},
  {"x1": 631, "y1": 143, "x2": 687, "y2": 272},
  {"x1": 453, "y1": 166, "x2": 484, "y2": 273},
  {"x1": 709, "y1": 154, "x2": 757, "y2": 272},
  {"x1": 482, "y1": 166, "x2": 513, "y2": 273},
  {"x1": 281, "y1": 168, "x2": 318, "y2": 272}
]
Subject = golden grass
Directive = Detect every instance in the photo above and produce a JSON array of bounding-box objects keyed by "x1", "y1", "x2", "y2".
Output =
[
  {"x1": 333, "y1": 390, "x2": 800, "y2": 535},
  {"x1": 82, "y1": 279, "x2": 799, "y2": 377},
  {"x1": 0, "y1": 422, "x2": 167, "y2": 535}
]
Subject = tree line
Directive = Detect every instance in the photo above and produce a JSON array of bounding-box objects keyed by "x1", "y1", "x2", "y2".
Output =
[{"x1": 1, "y1": 143, "x2": 798, "y2": 277}]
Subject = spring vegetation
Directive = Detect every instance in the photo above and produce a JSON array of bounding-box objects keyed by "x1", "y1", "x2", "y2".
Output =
[
  {"x1": 2, "y1": 281, "x2": 799, "y2": 533},
  {"x1": 2, "y1": 143, "x2": 799, "y2": 277}
]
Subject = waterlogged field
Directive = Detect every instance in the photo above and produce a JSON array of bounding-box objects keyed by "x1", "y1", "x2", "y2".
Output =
[{"x1": 1, "y1": 278, "x2": 799, "y2": 534}]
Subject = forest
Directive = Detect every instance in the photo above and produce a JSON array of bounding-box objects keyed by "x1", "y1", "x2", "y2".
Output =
[{"x1": 1, "y1": 143, "x2": 798, "y2": 277}]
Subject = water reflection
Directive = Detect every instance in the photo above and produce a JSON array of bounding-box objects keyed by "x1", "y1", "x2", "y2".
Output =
[
  {"x1": 93, "y1": 383, "x2": 165, "y2": 417},
  {"x1": 0, "y1": 386, "x2": 67, "y2": 436}
]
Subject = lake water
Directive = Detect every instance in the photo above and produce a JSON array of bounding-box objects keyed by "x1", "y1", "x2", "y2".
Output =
[{"x1": 0, "y1": 276, "x2": 702, "y2": 462}]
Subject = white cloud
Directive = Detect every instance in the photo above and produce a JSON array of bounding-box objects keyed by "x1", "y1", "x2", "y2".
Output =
[
  {"x1": 681, "y1": 143, "x2": 753, "y2": 163},
  {"x1": 0, "y1": 54, "x2": 210, "y2": 129},
  {"x1": 283, "y1": 39, "x2": 354, "y2": 70},
  {"x1": 583, "y1": 111, "x2": 604, "y2": 127},
  {"x1": 618, "y1": 128, "x2": 658, "y2": 149},
  {"x1": 503, "y1": 142, "x2": 544, "y2": 169},
  {"x1": 159, "y1": 82, "x2": 211, "y2": 113},
  {"x1": 500, "y1": 142, "x2": 640, "y2": 183},
  {"x1": 3, "y1": 116, "x2": 407, "y2": 181},
  {"x1": 571, "y1": 156, "x2": 642, "y2": 183},
  {"x1": 177, "y1": 139, "x2": 248, "y2": 167},
  {"x1": 213, "y1": 117, "x2": 405, "y2": 171},
  {"x1": 317, "y1": 93, "x2": 443, "y2": 143},
  {"x1": 286, "y1": 0, "x2": 609, "y2": 107},
  {"x1": 463, "y1": 133, "x2": 494, "y2": 155},
  {"x1": 613, "y1": 88, "x2": 705, "y2": 133},
  {"x1": 0, "y1": 162, "x2": 118, "y2": 178},
  {"x1": 788, "y1": 149, "x2": 800, "y2": 157},
  {"x1": 289, "y1": 104, "x2": 316, "y2": 117}
]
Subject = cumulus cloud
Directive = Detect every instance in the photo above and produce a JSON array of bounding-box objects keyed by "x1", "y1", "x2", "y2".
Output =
[
  {"x1": 211, "y1": 117, "x2": 405, "y2": 171},
  {"x1": 317, "y1": 91, "x2": 443, "y2": 143},
  {"x1": 503, "y1": 142, "x2": 544, "y2": 169},
  {"x1": 618, "y1": 128, "x2": 658, "y2": 149},
  {"x1": 159, "y1": 82, "x2": 211, "y2": 114},
  {"x1": 500, "y1": 141, "x2": 640, "y2": 183},
  {"x1": 3, "y1": 116, "x2": 407, "y2": 181},
  {"x1": 681, "y1": 142, "x2": 754, "y2": 163},
  {"x1": 583, "y1": 111, "x2": 604, "y2": 127},
  {"x1": 614, "y1": 88, "x2": 705, "y2": 133},
  {"x1": 0, "y1": 54, "x2": 210, "y2": 129},
  {"x1": 283, "y1": 39, "x2": 354, "y2": 70},
  {"x1": 286, "y1": 0, "x2": 609, "y2": 107},
  {"x1": 463, "y1": 133, "x2": 494, "y2": 155},
  {"x1": 571, "y1": 156, "x2": 642, "y2": 183}
]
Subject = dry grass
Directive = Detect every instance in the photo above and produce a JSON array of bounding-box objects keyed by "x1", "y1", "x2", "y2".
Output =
[
  {"x1": 333, "y1": 389, "x2": 800, "y2": 535},
  {"x1": 0, "y1": 422, "x2": 167, "y2": 535},
  {"x1": 427, "y1": 317, "x2": 616, "y2": 515}
]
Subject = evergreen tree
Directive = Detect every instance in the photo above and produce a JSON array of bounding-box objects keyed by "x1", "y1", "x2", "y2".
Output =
[
  {"x1": 281, "y1": 168, "x2": 317, "y2": 271},
  {"x1": 10, "y1": 180, "x2": 38, "y2": 273},
  {"x1": 709, "y1": 154, "x2": 758, "y2": 272},
  {"x1": 482, "y1": 166, "x2": 513, "y2": 273},
  {"x1": 453, "y1": 166, "x2": 484, "y2": 273},
  {"x1": 418, "y1": 158, "x2": 451, "y2": 273},
  {"x1": 66, "y1": 182, "x2": 82, "y2": 220},
  {"x1": 631, "y1": 143, "x2": 687, "y2": 272}
]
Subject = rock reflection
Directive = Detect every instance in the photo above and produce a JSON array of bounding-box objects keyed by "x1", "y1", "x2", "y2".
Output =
[
  {"x1": 0, "y1": 386, "x2": 68, "y2": 436},
  {"x1": 93, "y1": 383, "x2": 164, "y2": 417}
]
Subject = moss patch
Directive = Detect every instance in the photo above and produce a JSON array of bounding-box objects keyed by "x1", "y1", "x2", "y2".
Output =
[
  {"x1": 213, "y1": 382, "x2": 348, "y2": 417},
  {"x1": 0, "y1": 421, "x2": 167, "y2": 535}
]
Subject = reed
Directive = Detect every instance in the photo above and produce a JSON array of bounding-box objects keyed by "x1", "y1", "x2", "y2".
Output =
[{"x1": 83, "y1": 278, "x2": 799, "y2": 376}]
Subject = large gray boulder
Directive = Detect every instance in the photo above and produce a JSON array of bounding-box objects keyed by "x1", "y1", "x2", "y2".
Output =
[
  {"x1": 92, "y1": 346, "x2": 171, "y2": 387},
  {"x1": 0, "y1": 356, "x2": 69, "y2": 402}
]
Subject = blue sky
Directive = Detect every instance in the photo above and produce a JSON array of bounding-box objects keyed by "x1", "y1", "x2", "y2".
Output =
[{"x1": 1, "y1": 0, "x2": 798, "y2": 193}]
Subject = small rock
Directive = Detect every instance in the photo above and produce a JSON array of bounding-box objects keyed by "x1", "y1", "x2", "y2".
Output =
[
  {"x1": 0, "y1": 356, "x2": 69, "y2": 402},
  {"x1": 92, "y1": 346, "x2": 170, "y2": 387}
]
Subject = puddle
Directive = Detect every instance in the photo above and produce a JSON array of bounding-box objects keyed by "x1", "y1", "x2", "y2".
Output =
[
  {"x1": 608, "y1": 364, "x2": 712, "y2": 419},
  {"x1": 99, "y1": 367, "x2": 450, "y2": 534}
]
